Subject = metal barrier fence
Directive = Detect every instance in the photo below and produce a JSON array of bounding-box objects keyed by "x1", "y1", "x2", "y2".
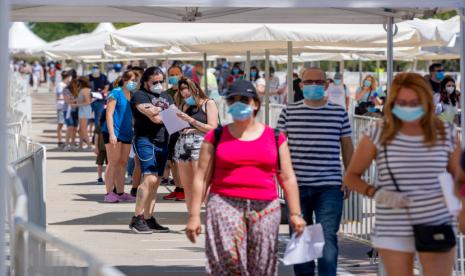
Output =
[{"x1": 8, "y1": 167, "x2": 125, "y2": 276}]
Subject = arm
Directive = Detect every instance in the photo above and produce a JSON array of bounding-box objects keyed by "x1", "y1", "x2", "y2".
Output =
[
  {"x1": 106, "y1": 99, "x2": 117, "y2": 144},
  {"x1": 447, "y1": 134, "x2": 461, "y2": 178},
  {"x1": 343, "y1": 135, "x2": 378, "y2": 197},
  {"x1": 277, "y1": 141, "x2": 306, "y2": 235},
  {"x1": 341, "y1": 136, "x2": 354, "y2": 169},
  {"x1": 135, "y1": 104, "x2": 163, "y2": 124},
  {"x1": 186, "y1": 141, "x2": 215, "y2": 243},
  {"x1": 355, "y1": 88, "x2": 367, "y2": 101},
  {"x1": 102, "y1": 84, "x2": 110, "y2": 94}
]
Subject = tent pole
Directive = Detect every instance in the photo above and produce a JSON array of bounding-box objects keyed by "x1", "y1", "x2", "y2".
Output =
[
  {"x1": 0, "y1": 0, "x2": 8, "y2": 275},
  {"x1": 387, "y1": 16, "x2": 394, "y2": 93},
  {"x1": 287, "y1": 41, "x2": 294, "y2": 103},
  {"x1": 339, "y1": 60, "x2": 344, "y2": 73},
  {"x1": 203, "y1": 53, "x2": 208, "y2": 95},
  {"x1": 245, "y1": 51, "x2": 251, "y2": 81},
  {"x1": 165, "y1": 55, "x2": 169, "y2": 90},
  {"x1": 376, "y1": 59, "x2": 381, "y2": 82},
  {"x1": 265, "y1": 50, "x2": 270, "y2": 125},
  {"x1": 358, "y1": 59, "x2": 363, "y2": 87},
  {"x1": 460, "y1": 8, "x2": 465, "y2": 145}
]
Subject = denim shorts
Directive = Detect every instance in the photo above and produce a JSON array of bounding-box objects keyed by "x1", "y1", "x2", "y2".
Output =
[
  {"x1": 133, "y1": 136, "x2": 168, "y2": 176},
  {"x1": 65, "y1": 110, "x2": 79, "y2": 127}
]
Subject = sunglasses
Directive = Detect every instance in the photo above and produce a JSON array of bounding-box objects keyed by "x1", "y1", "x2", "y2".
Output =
[
  {"x1": 226, "y1": 96, "x2": 252, "y2": 105},
  {"x1": 302, "y1": 80, "x2": 326, "y2": 86},
  {"x1": 151, "y1": 80, "x2": 164, "y2": 85},
  {"x1": 435, "y1": 69, "x2": 445, "y2": 73}
]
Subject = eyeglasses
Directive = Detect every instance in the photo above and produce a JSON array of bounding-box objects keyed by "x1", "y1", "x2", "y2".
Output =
[
  {"x1": 226, "y1": 96, "x2": 252, "y2": 105},
  {"x1": 302, "y1": 80, "x2": 326, "y2": 86},
  {"x1": 395, "y1": 100, "x2": 421, "y2": 107},
  {"x1": 151, "y1": 80, "x2": 164, "y2": 85},
  {"x1": 435, "y1": 69, "x2": 445, "y2": 73}
]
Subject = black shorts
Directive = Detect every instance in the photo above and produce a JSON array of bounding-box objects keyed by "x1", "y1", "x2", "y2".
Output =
[
  {"x1": 167, "y1": 132, "x2": 180, "y2": 161},
  {"x1": 102, "y1": 132, "x2": 132, "y2": 145}
]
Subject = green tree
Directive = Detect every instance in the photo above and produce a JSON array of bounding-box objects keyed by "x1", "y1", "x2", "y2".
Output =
[{"x1": 28, "y1": 22, "x2": 136, "y2": 42}]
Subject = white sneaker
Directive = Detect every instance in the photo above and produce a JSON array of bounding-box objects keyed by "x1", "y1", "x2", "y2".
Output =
[
  {"x1": 65, "y1": 145, "x2": 72, "y2": 152},
  {"x1": 125, "y1": 176, "x2": 132, "y2": 184}
]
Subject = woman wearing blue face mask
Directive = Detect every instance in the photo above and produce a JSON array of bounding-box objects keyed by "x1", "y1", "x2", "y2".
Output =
[
  {"x1": 345, "y1": 72, "x2": 460, "y2": 276},
  {"x1": 249, "y1": 66, "x2": 260, "y2": 82},
  {"x1": 186, "y1": 80, "x2": 305, "y2": 275},
  {"x1": 174, "y1": 77, "x2": 219, "y2": 209},
  {"x1": 101, "y1": 70, "x2": 140, "y2": 203},
  {"x1": 355, "y1": 75, "x2": 384, "y2": 115}
]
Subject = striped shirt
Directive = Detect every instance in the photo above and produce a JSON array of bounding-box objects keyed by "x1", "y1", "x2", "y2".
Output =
[
  {"x1": 277, "y1": 101, "x2": 351, "y2": 186},
  {"x1": 366, "y1": 122, "x2": 455, "y2": 238}
]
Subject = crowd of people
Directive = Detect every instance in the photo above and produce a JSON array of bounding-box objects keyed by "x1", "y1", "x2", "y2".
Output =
[{"x1": 44, "y1": 58, "x2": 465, "y2": 276}]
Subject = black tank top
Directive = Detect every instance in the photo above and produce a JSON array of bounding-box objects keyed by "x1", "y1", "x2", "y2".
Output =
[{"x1": 185, "y1": 100, "x2": 209, "y2": 125}]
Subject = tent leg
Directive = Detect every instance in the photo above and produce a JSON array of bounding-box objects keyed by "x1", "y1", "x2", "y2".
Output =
[
  {"x1": 376, "y1": 59, "x2": 381, "y2": 82},
  {"x1": 287, "y1": 41, "x2": 294, "y2": 103},
  {"x1": 386, "y1": 16, "x2": 394, "y2": 93},
  {"x1": 358, "y1": 59, "x2": 363, "y2": 87},
  {"x1": 265, "y1": 50, "x2": 270, "y2": 125},
  {"x1": 460, "y1": 8, "x2": 465, "y2": 144},
  {"x1": 245, "y1": 51, "x2": 251, "y2": 81},
  {"x1": 165, "y1": 56, "x2": 169, "y2": 90},
  {"x1": 0, "y1": 0, "x2": 9, "y2": 275},
  {"x1": 339, "y1": 60, "x2": 344, "y2": 73},
  {"x1": 203, "y1": 53, "x2": 208, "y2": 96}
]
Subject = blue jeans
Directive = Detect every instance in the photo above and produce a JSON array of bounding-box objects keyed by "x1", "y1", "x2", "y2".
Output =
[
  {"x1": 293, "y1": 185, "x2": 343, "y2": 276},
  {"x1": 91, "y1": 100, "x2": 105, "y2": 128},
  {"x1": 127, "y1": 157, "x2": 135, "y2": 176}
]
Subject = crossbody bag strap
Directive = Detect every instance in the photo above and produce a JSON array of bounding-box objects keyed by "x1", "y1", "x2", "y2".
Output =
[
  {"x1": 383, "y1": 145, "x2": 401, "y2": 192},
  {"x1": 273, "y1": 128, "x2": 281, "y2": 173}
]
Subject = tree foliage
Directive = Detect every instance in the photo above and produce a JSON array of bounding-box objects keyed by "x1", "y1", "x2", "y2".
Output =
[{"x1": 28, "y1": 22, "x2": 135, "y2": 42}]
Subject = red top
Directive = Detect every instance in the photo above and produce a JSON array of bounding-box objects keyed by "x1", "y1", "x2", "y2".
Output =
[{"x1": 204, "y1": 125, "x2": 286, "y2": 201}]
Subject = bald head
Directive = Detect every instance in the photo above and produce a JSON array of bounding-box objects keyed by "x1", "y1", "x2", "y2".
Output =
[{"x1": 301, "y1": 68, "x2": 326, "y2": 82}]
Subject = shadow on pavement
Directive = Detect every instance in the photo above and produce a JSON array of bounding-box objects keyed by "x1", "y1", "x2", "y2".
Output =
[
  {"x1": 116, "y1": 265, "x2": 204, "y2": 276},
  {"x1": 72, "y1": 193, "x2": 183, "y2": 203},
  {"x1": 62, "y1": 166, "x2": 97, "y2": 173},
  {"x1": 49, "y1": 156, "x2": 95, "y2": 161},
  {"x1": 48, "y1": 212, "x2": 203, "y2": 226}
]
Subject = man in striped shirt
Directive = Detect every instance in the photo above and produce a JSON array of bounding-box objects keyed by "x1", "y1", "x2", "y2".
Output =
[{"x1": 277, "y1": 68, "x2": 353, "y2": 276}]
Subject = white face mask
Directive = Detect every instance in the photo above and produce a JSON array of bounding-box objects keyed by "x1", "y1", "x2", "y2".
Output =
[
  {"x1": 446, "y1": 86, "x2": 455, "y2": 94},
  {"x1": 150, "y1": 83, "x2": 163, "y2": 94}
]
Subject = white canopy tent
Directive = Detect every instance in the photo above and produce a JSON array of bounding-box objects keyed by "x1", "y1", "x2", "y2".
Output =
[
  {"x1": 8, "y1": 22, "x2": 46, "y2": 54},
  {"x1": 3, "y1": 2, "x2": 465, "y2": 276}
]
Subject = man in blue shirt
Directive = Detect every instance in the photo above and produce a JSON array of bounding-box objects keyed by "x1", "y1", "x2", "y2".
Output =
[{"x1": 88, "y1": 64, "x2": 110, "y2": 129}]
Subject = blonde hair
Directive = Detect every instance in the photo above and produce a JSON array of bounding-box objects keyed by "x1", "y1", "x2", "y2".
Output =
[
  {"x1": 380, "y1": 72, "x2": 445, "y2": 147},
  {"x1": 363, "y1": 75, "x2": 378, "y2": 91},
  {"x1": 176, "y1": 77, "x2": 208, "y2": 108}
]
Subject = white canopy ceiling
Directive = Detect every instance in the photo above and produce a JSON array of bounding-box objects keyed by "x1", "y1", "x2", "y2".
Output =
[
  {"x1": 9, "y1": 22, "x2": 46, "y2": 54},
  {"x1": 10, "y1": 0, "x2": 461, "y2": 23},
  {"x1": 105, "y1": 19, "x2": 455, "y2": 56}
]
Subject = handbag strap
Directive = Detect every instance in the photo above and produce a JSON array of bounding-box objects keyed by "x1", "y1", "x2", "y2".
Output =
[{"x1": 383, "y1": 145, "x2": 401, "y2": 192}]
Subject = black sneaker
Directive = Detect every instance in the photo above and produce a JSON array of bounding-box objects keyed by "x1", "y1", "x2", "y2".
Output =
[
  {"x1": 97, "y1": 178, "x2": 104, "y2": 185},
  {"x1": 130, "y1": 188, "x2": 138, "y2": 197},
  {"x1": 129, "y1": 215, "x2": 152, "y2": 234},
  {"x1": 145, "y1": 217, "x2": 170, "y2": 233}
]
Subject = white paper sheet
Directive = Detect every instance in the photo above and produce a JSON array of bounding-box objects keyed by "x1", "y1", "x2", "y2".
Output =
[
  {"x1": 91, "y1": 92, "x2": 103, "y2": 100},
  {"x1": 159, "y1": 106, "x2": 190, "y2": 135},
  {"x1": 439, "y1": 172, "x2": 461, "y2": 216},
  {"x1": 282, "y1": 223, "x2": 325, "y2": 266}
]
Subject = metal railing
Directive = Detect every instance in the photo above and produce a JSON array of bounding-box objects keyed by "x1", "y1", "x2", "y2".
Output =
[
  {"x1": 6, "y1": 71, "x2": 125, "y2": 276},
  {"x1": 8, "y1": 167, "x2": 125, "y2": 276}
]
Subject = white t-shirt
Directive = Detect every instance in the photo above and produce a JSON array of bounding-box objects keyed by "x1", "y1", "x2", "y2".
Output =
[
  {"x1": 55, "y1": 82, "x2": 66, "y2": 110},
  {"x1": 325, "y1": 83, "x2": 348, "y2": 110},
  {"x1": 269, "y1": 76, "x2": 282, "y2": 104}
]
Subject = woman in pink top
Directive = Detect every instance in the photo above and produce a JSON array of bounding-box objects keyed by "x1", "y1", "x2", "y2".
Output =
[{"x1": 186, "y1": 80, "x2": 306, "y2": 275}]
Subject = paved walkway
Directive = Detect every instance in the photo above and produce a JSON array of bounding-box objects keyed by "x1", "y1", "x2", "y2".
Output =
[{"x1": 30, "y1": 87, "x2": 377, "y2": 275}]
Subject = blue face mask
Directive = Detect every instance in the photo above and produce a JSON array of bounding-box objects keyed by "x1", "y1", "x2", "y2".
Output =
[
  {"x1": 250, "y1": 71, "x2": 257, "y2": 78},
  {"x1": 232, "y1": 68, "x2": 240, "y2": 75},
  {"x1": 168, "y1": 76, "x2": 179, "y2": 86},
  {"x1": 334, "y1": 79, "x2": 342, "y2": 85},
  {"x1": 125, "y1": 81, "x2": 138, "y2": 92},
  {"x1": 303, "y1": 85, "x2": 325, "y2": 100},
  {"x1": 184, "y1": 96, "x2": 196, "y2": 106},
  {"x1": 228, "y1": 102, "x2": 253, "y2": 121},
  {"x1": 436, "y1": 71, "x2": 445, "y2": 81},
  {"x1": 392, "y1": 105, "x2": 425, "y2": 122},
  {"x1": 364, "y1": 79, "x2": 372, "y2": 88}
]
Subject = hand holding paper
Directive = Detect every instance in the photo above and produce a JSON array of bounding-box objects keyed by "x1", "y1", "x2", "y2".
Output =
[
  {"x1": 159, "y1": 106, "x2": 190, "y2": 135},
  {"x1": 282, "y1": 224, "x2": 325, "y2": 266}
]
